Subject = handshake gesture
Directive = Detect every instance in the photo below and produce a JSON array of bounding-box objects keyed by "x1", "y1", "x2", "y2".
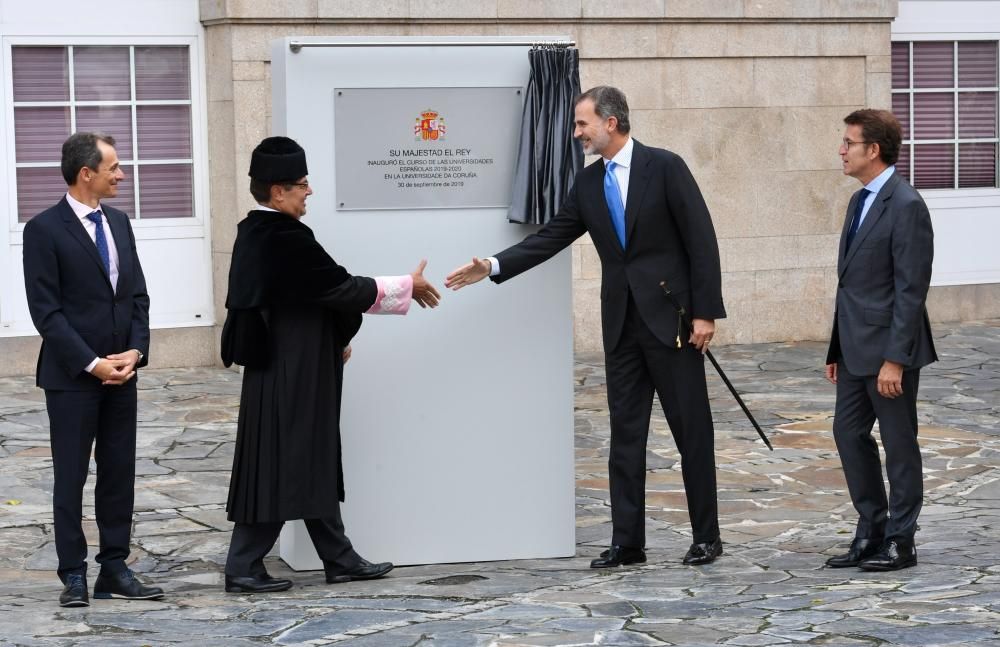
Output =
[
  {"x1": 444, "y1": 257, "x2": 492, "y2": 290},
  {"x1": 410, "y1": 259, "x2": 442, "y2": 308}
]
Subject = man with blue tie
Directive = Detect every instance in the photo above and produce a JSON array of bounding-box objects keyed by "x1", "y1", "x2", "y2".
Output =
[
  {"x1": 446, "y1": 86, "x2": 726, "y2": 567},
  {"x1": 23, "y1": 132, "x2": 163, "y2": 606},
  {"x1": 824, "y1": 109, "x2": 936, "y2": 571}
]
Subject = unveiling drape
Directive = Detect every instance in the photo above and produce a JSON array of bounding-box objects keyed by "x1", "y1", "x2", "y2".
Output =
[{"x1": 508, "y1": 47, "x2": 583, "y2": 225}]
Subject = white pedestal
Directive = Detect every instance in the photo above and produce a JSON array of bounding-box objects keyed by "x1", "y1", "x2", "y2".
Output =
[{"x1": 273, "y1": 37, "x2": 577, "y2": 569}]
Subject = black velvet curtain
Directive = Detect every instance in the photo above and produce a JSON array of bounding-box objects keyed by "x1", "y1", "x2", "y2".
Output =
[{"x1": 508, "y1": 46, "x2": 583, "y2": 225}]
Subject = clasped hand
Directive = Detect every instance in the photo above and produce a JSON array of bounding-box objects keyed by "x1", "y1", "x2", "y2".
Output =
[{"x1": 93, "y1": 350, "x2": 140, "y2": 385}]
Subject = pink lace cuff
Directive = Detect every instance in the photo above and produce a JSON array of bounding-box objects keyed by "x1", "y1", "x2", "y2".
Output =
[{"x1": 367, "y1": 274, "x2": 413, "y2": 315}]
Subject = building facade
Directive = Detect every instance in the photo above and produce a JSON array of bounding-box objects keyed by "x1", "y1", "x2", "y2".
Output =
[{"x1": 2, "y1": 0, "x2": 998, "y2": 374}]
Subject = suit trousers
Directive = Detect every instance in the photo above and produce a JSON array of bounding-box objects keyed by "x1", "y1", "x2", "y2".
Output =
[
  {"x1": 225, "y1": 506, "x2": 360, "y2": 577},
  {"x1": 604, "y1": 297, "x2": 720, "y2": 548},
  {"x1": 833, "y1": 362, "x2": 922, "y2": 543},
  {"x1": 45, "y1": 385, "x2": 137, "y2": 582}
]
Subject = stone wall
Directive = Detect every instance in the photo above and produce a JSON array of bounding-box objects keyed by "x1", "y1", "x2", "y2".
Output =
[{"x1": 199, "y1": 0, "x2": 1000, "y2": 355}]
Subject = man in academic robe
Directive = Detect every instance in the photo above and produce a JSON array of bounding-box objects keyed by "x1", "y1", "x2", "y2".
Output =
[
  {"x1": 446, "y1": 86, "x2": 726, "y2": 568},
  {"x1": 221, "y1": 136, "x2": 440, "y2": 593}
]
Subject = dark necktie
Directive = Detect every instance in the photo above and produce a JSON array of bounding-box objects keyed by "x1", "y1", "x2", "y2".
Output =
[
  {"x1": 845, "y1": 188, "x2": 871, "y2": 251},
  {"x1": 604, "y1": 161, "x2": 626, "y2": 248},
  {"x1": 86, "y1": 210, "x2": 111, "y2": 275}
]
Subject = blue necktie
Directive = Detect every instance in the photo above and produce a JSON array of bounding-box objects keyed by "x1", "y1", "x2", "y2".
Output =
[
  {"x1": 604, "y1": 161, "x2": 626, "y2": 248},
  {"x1": 86, "y1": 210, "x2": 111, "y2": 275},
  {"x1": 845, "y1": 188, "x2": 871, "y2": 251}
]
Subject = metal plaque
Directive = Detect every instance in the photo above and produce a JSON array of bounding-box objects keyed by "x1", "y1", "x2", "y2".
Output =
[{"x1": 334, "y1": 87, "x2": 522, "y2": 210}]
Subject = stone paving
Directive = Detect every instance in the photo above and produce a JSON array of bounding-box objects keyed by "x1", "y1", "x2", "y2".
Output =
[{"x1": 1, "y1": 320, "x2": 999, "y2": 646}]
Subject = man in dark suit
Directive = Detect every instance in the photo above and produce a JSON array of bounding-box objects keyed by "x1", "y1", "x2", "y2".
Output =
[
  {"x1": 824, "y1": 109, "x2": 936, "y2": 571},
  {"x1": 23, "y1": 132, "x2": 163, "y2": 606},
  {"x1": 446, "y1": 86, "x2": 726, "y2": 567}
]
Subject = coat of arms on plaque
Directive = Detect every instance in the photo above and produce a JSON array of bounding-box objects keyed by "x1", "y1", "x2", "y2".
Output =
[{"x1": 414, "y1": 110, "x2": 446, "y2": 141}]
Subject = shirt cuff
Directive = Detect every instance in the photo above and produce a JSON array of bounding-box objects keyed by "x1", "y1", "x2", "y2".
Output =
[
  {"x1": 367, "y1": 274, "x2": 413, "y2": 315},
  {"x1": 84, "y1": 357, "x2": 100, "y2": 374},
  {"x1": 487, "y1": 256, "x2": 500, "y2": 277}
]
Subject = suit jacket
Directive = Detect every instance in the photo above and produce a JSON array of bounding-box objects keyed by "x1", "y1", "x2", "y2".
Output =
[
  {"x1": 23, "y1": 196, "x2": 150, "y2": 391},
  {"x1": 826, "y1": 172, "x2": 937, "y2": 375},
  {"x1": 493, "y1": 139, "x2": 725, "y2": 350}
]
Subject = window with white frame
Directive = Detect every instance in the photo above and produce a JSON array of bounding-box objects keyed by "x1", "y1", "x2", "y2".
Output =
[
  {"x1": 891, "y1": 40, "x2": 999, "y2": 190},
  {"x1": 11, "y1": 45, "x2": 194, "y2": 222}
]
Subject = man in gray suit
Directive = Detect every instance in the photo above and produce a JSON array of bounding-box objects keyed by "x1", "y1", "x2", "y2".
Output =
[{"x1": 824, "y1": 109, "x2": 936, "y2": 571}]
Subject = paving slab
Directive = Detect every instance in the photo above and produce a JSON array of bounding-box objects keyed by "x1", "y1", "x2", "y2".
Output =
[{"x1": 0, "y1": 321, "x2": 998, "y2": 645}]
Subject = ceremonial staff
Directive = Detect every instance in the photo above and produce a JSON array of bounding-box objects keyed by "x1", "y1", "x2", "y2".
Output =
[{"x1": 660, "y1": 282, "x2": 773, "y2": 451}]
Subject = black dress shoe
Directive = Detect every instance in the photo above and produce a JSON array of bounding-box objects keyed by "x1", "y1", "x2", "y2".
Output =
[
  {"x1": 825, "y1": 537, "x2": 882, "y2": 568},
  {"x1": 93, "y1": 569, "x2": 164, "y2": 600},
  {"x1": 59, "y1": 574, "x2": 89, "y2": 607},
  {"x1": 225, "y1": 572, "x2": 293, "y2": 593},
  {"x1": 590, "y1": 545, "x2": 646, "y2": 568},
  {"x1": 325, "y1": 559, "x2": 394, "y2": 584},
  {"x1": 858, "y1": 540, "x2": 917, "y2": 571},
  {"x1": 683, "y1": 538, "x2": 723, "y2": 565}
]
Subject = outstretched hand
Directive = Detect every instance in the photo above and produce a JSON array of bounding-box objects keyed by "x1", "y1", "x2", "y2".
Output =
[
  {"x1": 410, "y1": 260, "x2": 441, "y2": 308},
  {"x1": 445, "y1": 257, "x2": 491, "y2": 290}
]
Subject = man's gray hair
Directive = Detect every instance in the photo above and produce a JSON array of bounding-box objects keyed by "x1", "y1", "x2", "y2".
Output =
[
  {"x1": 576, "y1": 86, "x2": 631, "y2": 134},
  {"x1": 61, "y1": 132, "x2": 116, "y2": 185}
]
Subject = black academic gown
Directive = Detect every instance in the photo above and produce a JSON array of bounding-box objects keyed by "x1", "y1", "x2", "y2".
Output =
[{"x1": 222, "y1": 210, "x2": 378, "y2": 524}]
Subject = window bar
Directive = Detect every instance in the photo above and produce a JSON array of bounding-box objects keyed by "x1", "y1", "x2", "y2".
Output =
[
  {"x1": 953, "y1": 41, "x2": 959, "y2": 189},
  {"x1": 129, "y1": 46, "x2": 141, "y2": 219},
  {"x1": 68, "y1": 46, "x2": 76, "y2": 133},
  {"x1": 909, "y1": 41, "x2": 915, "y2": 183}
]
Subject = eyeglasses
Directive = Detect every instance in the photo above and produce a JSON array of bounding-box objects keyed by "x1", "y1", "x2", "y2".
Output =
[
  {"x1": 285, "y1": 181, "x2": 310, "y2": 189},
  {"x1": 841, "y1": 139, "x2": 871, "y2": 149}
]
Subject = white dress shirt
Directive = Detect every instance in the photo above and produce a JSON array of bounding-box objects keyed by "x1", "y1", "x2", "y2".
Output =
[
  {"x1": 66, "y1": 192, "x2": 120, "y2": 290},
  {"x1": 66, "y1": 193, "x2": 121, "y2": 374}
]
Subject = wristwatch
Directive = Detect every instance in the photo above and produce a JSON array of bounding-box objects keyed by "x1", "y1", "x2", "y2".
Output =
[{"x1": 132, "y1": 349, "x2": 144, "y2": 363}]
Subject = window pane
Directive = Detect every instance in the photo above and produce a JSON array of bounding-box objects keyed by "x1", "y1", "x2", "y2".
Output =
[
  {"x1": 75, "y1": 106, "x2": 134, "y2": 160},
  {"x1": 138, "y1": 164, "x2": 193, "y2": 218},
  {"x1": 913, "y1": 92, "x2": 954, "y2": 139},
  {"x1": 913, "y1": 41, "x2": 954, "y2": 89},
  {"x1": 12, "y1": 46, "x2": 69, "y2": 101},
  {"x1": 897, "y1": 143, "x2": 911, "y2": 183},
  {"x1": 892, "y1": 42, "x2": 910, "y2": 89},
  {"x1": 16, "y1": 167, "x2": 67, "y2": 223},
  {"x1": 136, "y1": 105, "x2": 192, "y2": 159},
  {"x1": 958, "y1": 41, "x2": 998, "y2": 88},
  {"x1": 135, "y1": 46, "x2": 190, "y2": 100},
  {"x1": 959, "y1": 143, "x2": 997, "y2": 188},
  {"x1": 74, "y1": 47, "x2": 131, "y2": 101},
  {"x1": 913, "y1": 143, "x2": 955, "y2": 189},
  {"x1": 101, "y1": 164, "x2": 136, "y2": 217},
  {"x1": 958, "y1": 92, "x2": 998, "y2": 138},
  {"x1": 14, "y1": 107, "x2": 71, "y2": 163},
  {"x1": 892, "y1": 94, "x2": 910, "y2": 140}
]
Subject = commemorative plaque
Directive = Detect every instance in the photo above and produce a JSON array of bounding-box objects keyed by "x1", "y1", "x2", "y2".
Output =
[{"x1": 334, "y1": 87, "x2": 522, "y2": 210}]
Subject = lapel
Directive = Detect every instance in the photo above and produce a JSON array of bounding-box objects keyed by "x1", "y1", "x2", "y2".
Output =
[
  {"x1": 623, "y1": 139, "x2": 651, "y2": 248},
  {"x1": 840, "y1": 173, "x2": 899, "y2": 276},
  {"x1": 57, "y1": 197, "x2": 113, "y2": 290},
  {"x1": 105, "y1": 206, "x2": 132, "y2": 293}
]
